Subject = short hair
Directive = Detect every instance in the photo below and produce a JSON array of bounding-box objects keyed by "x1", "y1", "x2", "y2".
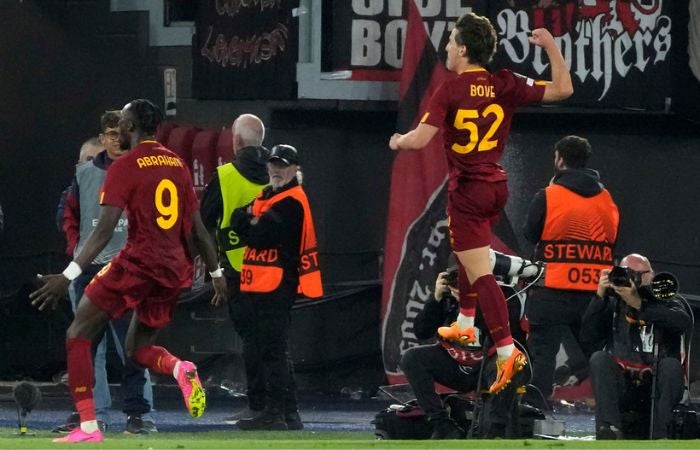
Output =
[
  {"x1": 232, "y1": 114, "x2": 265, "y2": 147},
  {"x1": 554, "y1": 135, "x2": 592, "y2": 169},
  {"x1": 78, "y1": 136, "x2": 102, "y2": 163},
  {"x1": 454, "y1": 13, "x2": 497, "y2": 67},
  {"x1": 124, "y1": 99, "x2": 163, "y2": 135},
  {"x1": 100, "y1": 110, "x2": 120, "y2": 132}
]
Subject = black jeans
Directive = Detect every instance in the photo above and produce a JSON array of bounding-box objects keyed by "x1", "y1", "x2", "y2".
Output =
[
  {"x1": 400, "y1": 344, "x2": 520, "y2": 433},
  {"x1": 232, "y1": 292, "x2": 298, "y2": 415},
  {"x1": 525, "y1": 287, "x2": 591, "y2": 407},
  {"x1": 74, "y1": 266, "x2": 151, "y2": 417},
  {"x1": 589, "y1": 350, "x2": 683, "y2": 438}
]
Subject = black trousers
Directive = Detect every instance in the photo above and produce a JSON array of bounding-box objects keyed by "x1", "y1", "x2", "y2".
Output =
[
  {"x1": 400, "y1": 344, "x2": 520, "y2": 433},
  {"x1": 589, "y1": 350, "x2": 683, "y2": 439},
  {"x1": 231, "y1": 291, "x2": 298, "y2": 415},
  {"x1": 525, "y1": 287, "x2": 591, "y2": 407}
]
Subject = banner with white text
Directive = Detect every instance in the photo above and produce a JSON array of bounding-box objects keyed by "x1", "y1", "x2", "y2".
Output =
[{"x1": 325, "y1": 0, "x2": 674, "y2": 110}]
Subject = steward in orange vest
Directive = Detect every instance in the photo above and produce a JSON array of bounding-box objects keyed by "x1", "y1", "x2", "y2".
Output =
[
  {"x1": 228, "y1": 144, "x2": 321, "y2": 428},
  {"x1": 525, "y1": 152, "x2": 619, "y2": 291},
  {"x1": 236, "y1": 179, "x2": 323, "y2": 299},
  {"x1": 522, "y1": 135, "x2": 619, "y2": 410},
  {"x1": 538, "y1": 183, "x2": 619, "y2": 291}
]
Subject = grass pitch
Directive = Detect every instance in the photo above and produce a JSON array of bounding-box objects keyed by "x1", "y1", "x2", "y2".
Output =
[{"x1": 0, "y1": 429, "x2": 698, "y2": 449}]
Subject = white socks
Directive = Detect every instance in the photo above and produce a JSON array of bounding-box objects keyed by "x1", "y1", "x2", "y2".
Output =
[
  {"x1": 173, "y1": 361, "x2": 181, "y2": 379},
  {"x1": 496, "y1": 343, "x2": 515, "y2": 359},
  {"x1": 80, "y1": 420, "x2": 99, "y2": 433},
  {"x1": 456, "y1": 313, "x2": 474, "y2": 329}
]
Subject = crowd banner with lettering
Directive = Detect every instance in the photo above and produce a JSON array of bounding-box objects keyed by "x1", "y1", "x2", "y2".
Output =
[
  {"x1": 380, "y1": 0, "x2": 519, "y2": 384},
  {"x1": 328, "y1": 0, "x2": 673, "y2": 110},
  {"x1": 193, "y1": 0, "x2": 298, "y2": 99}
]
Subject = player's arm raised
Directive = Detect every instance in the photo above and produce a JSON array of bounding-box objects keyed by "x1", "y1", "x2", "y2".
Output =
[
  {"x1": 529, "y1": 28, "x2": 573, "y2": 102},
  {"x1": 191, "y1": 210, "x2": 227, "y2": 306},
  {"x1": 30, "y1": 205, "x2": 122, "y2": 311}
]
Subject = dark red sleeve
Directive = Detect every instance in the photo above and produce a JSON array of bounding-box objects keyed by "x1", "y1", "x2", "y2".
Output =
[
  {"x1": 501, "y1": 70, "x2": 546, "y2": 106},
  {"x1": 420, "y1": 80, "x2": 451, "y2": 128},
  {"x1": 183, "y1": 166, "x2": 199, "y2": 213},
  {"x1": 100, "y1": 160, "x2": 130, "y2": 209}
]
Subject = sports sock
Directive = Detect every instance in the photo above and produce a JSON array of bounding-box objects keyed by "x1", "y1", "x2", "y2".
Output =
[
  {"x1": 80, "y1": 420, "x2": 99, "y2": 433},
  {"x1": 472, "y1": 274, "x2": 513, "y2": 348},
  {"x1": 66, "y1": 337, "x2": 96, "y2": 422},
  {"x1": 456, "y1": 311, "x2": 475, "y2": 329},
  {"x1": 457, "y1": 265, "x2": 476, "y2": 328},
  {"x1": 132, "y1": 345, "x2": 180, "y2": 376},
  {"x1": 496, "y1": 343, "x2": 516, "y2": 360}
]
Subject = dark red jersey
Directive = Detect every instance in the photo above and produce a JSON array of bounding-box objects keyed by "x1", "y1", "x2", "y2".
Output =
[
  {"x1": 422, "y1": 68, "x2": 545, "y2": 184},
  {"x1": 100, "y1": 141, "x2": 198, "y2": 288}
]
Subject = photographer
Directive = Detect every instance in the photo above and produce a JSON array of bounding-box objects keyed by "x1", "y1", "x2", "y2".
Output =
[
  {"x1": 400, "y1": 266, "x2": 526, "y2": 439},
  {"x1": 581, "y1": 253, "x2": 690, "y2": 440}
]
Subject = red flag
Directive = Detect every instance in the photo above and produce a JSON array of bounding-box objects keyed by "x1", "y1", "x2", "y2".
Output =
[{"x1": 380, "y1": 0, "x2": 454, "y2": 384}]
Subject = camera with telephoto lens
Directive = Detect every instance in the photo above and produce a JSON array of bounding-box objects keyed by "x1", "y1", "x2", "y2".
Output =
[
  {"x1": 609, "y1": 266, "x2": 679, "y2": 301},
  {"x1": 648, "y1": 272, "x2": 679, "y2": 301}
]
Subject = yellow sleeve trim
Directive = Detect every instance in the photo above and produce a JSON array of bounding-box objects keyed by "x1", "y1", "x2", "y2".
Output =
[
  {"x1": 420, "y1": 112, "x2": 430, "y2": 123},
  {"x1": 535, "y1": 80, "x2": 547, "y2": 86}
]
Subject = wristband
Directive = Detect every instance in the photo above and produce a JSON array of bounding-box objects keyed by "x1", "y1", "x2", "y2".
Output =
[
  {"x1": 209, "y1": 267, "x2": 223, "y2": 279},
  {"x1": 62, "y1": 261, "x2": 82, "y2": 281}
]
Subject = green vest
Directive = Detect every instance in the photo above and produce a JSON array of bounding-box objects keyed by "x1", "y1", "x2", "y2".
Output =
[{"x1": 217, "y1": 163, "x2": 267, "y2": 272}]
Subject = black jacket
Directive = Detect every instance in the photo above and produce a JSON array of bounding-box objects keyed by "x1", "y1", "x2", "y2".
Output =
[
  {"x1": 200, "y1": 145, "x2": 269, "y2": 230},
  {"x1": 523, "y1": 168, "x2": 607, "y2": 244},
  {"x1": 580, "y1": 289, "x2": 691, "y2": 367},
  {"x1": 230, "y1": 178, "x2": 304, "y2": 300},
  {"x1": 414, "y1": 294, "x2": 461, "y2": 341}
]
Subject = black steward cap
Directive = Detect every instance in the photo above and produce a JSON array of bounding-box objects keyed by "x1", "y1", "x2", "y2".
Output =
[{"x1": 269, "y1": 144, "x2": 299, "y2": 166}]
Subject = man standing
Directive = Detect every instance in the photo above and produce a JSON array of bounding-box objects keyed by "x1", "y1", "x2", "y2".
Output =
[
  {"x1": 200, "y1": 113, "x2": 270, "y2": 422},
  {"x1": 31, "y1": 99, "x2": 226, "y2": 443},
  {"x1": 230, "y1": 144, "x2": 322, "y2": 430},
  {"x1": 55, "y1": 113, "x2": 157, "y2": 435},
  {"x1": 523, "y1": 135, "x2": 619, "y2": 408},
  {"x1": 389, "y1": 13, "x2": 573, "y2": 393}
]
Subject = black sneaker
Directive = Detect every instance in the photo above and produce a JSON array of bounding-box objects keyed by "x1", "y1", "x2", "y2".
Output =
[
  {"x1": 224, "y1": 407, "x2": 264, "y2": 425},
  {"x1": 51, "y1": 412, "x2": 80, "y2": 434},
  {"x1": 285, "y1": 411, "x2": 303, "y2": 430},
  {"x1": 430, "y1": 418, "x2": 464, "y2": 440},
  {"x1": 237, "y1": 412, "x2": 288, "y2": 431},
  {"x1": 142, "y1": 419, "x2": 158, "y2": 434},
  {"x1": 596, "y1": 424, "x2": 622, "y2": 440},
  {"x1": 124, "y1": 416, "x2": 152, "y2": 435},
  {"x1": 97, "y1": 420, "x2": 108, "y2": 433}
]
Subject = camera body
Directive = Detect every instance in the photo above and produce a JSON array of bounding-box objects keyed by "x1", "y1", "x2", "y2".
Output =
[
  {"x1": 444, "y1": 266, "x2": 459, "y2": 289},
  {"x1": 608, "y1": 266, "x2": 639, "y2": 287}
]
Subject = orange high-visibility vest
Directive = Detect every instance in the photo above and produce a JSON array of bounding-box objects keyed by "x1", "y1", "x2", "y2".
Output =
[
  {"x1": 539, "y1": 184, "x2": 619, "y2": 291},
  {"x1": 240, "y1": 185, "x2": 323, "y2": 298}
]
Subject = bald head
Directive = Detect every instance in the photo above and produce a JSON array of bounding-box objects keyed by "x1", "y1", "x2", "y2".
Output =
[
  {"x1": 620, "y1": 253, "x2": 654, "y2": 285},
  {"x1": 232, "y1": 114, "x2": 265, "y2": 154}
]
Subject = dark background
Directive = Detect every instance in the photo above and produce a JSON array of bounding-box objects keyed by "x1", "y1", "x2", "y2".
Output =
[{"x1": 0, "y1": 0, "x2": 698, "y2": 388}]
